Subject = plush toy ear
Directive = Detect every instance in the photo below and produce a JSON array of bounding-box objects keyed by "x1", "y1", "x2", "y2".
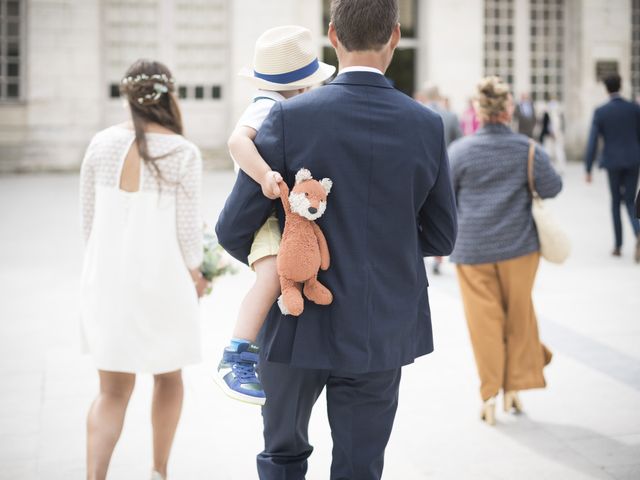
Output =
[
  {"x1": 320, "y1": 178, "x2": 333, "y2": 195},
  {"x1": 295, "y1": 168, "x2": 313, "y2": 184}
]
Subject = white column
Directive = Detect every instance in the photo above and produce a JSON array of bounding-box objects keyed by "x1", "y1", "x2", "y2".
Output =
[
  {"x1": 513, "y1": 0, "x2": 531, "y2": 95},
  {"x1": 421, "y1": 0, "x2": 484, "y2": 114},
  {"x1": 416, "y1": 0, "x2": 431, "y2": 88}
]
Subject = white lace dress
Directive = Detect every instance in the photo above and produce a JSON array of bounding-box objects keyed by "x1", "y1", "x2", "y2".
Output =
[{"x1": 79, "y1": 125, "x2": 203, "y2": 374}]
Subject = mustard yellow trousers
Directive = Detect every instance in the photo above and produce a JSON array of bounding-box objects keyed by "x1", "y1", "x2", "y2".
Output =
[{"x1": 456, "y1": 252, "x2": 552, "y2": 401}]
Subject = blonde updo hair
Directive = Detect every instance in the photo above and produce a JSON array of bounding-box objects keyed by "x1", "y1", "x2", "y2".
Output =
[{"x1": 475, "y1": 76, "x2": 511, "y2": 123}]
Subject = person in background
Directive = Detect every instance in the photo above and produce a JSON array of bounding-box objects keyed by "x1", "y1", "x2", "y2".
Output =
[
  {"x1": 585, "y1": 73, "x2": 640, "y2": 263},
  {"x1": 420, "y1": 83, "x2": 463, "y2": 146},
  {"x1": 80, "y1": 59, "x2": 209, "y2": 480},
  {"x1": 539, "y1": 99, "x2": 567, "y2": 174},
  {"x1": 461, "y1": 97, "x2": 480, "y2": 136},
  {"x1": 448, "y1": 76, "x2": 562, "y2": 426},
  {"x1": 418, "y1": 83, "x2": 462, "y2": 274},
  {"x1": 514, "y1": 92, "x2": 536, "y2": 138}
]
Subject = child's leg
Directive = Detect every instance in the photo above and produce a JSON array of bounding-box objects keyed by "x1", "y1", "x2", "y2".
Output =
[
  {"x1": 232, "y1": 255, "x2": 280, "y2": 343},
  {"x1": 215, "y1": 255, "x2": 278, "y2": 404}
]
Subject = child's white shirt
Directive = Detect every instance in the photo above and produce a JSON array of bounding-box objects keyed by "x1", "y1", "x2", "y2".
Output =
[
  {"x1": 236, "y1": 89, "x2": 286, "y2": 132},
  {"x1": 232, "y1": 89, "x2": 286, "y2": 173}
]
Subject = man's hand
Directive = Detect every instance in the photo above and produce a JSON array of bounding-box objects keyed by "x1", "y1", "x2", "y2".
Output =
[
  {"x1": 585, "y1": 172, "x2": 593, "y2": 184},
  {"x1": 261, "y1": 171, "x2": 283, "y2": 199}
]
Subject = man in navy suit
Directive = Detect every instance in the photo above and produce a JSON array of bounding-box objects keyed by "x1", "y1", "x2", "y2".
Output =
[
  {"x1": 216, "y1": 0, "x2": 457, "y2": 477},
  {"x1": 585, "y1": 74, "x2": 640, "y2": 262}
]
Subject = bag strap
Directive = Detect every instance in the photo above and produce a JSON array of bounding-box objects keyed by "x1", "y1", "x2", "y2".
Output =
[{"x1": 527, "y1": 140, "x2": 539, "y2": 199}]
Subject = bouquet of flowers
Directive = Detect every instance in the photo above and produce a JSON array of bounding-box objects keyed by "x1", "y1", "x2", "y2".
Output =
[{"x1": 200, "y1": 226, "x2": 237, "y2": 295}]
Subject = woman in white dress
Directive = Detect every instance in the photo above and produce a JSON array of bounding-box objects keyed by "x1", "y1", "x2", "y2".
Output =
[{"x1": 80, "y1": 59, "x2": 209, "y2": 480}]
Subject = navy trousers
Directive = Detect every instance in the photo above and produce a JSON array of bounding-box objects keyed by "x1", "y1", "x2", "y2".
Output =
[
  {"x1": 606, "y1": 167, "x2": 640, "y2": 248},
  {"x1": 256, "y1": 359, "x2": 401, "y2": 480}
]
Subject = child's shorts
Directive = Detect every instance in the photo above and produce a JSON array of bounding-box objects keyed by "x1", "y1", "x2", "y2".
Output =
[{"x1": 248, "y1": 215, "x2": 281, "y2": 267}]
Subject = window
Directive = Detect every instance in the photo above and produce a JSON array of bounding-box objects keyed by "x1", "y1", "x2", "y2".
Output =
[
  {"x1": 483, "y1": 0, "x2": 515, "y2": 87},
  {"x1": 109, "y1": 84, "x2": 120, "y2": 98},
  {"x1": 529, "y1": 0, "x2": 565, "y2": 101},
  {"x1": 0, "y1": 0, "x2": 23, "y2": 100},
  {"x1": 321, "y1": 0, "x2": 419, "y2": 96},
  {"x1": 633, "y1": 0, "x2": 640, "y2": 98},
  {"x1": 174, "y1": 85, "x2": 221, "y2": 100}
]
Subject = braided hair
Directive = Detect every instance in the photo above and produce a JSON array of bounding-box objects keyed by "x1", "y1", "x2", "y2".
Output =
[{"x1": 119, "y1": 59, "x2": 183, "y2": 184}]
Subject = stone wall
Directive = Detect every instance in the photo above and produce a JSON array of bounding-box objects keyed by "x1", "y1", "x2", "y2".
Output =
[{"x1": 0, "y1": 0, "x2": 635, "y2": 171}]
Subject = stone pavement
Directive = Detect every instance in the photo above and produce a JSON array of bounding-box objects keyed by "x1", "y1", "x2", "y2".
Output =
[{"x1": 0, "y1": 163, "x2": 639, "y2": 479}]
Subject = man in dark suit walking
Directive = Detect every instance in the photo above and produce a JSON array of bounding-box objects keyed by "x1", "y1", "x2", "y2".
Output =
[
  {"x1": 215, "y1": 0, "x2": 457, "y2": 478},
  {"x1": 585, "y1": 74, "x2": 640, "y2": 263}
]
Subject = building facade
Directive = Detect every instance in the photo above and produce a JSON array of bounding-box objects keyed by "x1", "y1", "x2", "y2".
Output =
[{"x1": 0, "y1": 0, "x2": 636, "y2": 171}]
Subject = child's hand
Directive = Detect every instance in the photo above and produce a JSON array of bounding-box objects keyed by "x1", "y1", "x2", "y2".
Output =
[{"x1": 261, "y1": 171, "x2": 283, "y2": 199}]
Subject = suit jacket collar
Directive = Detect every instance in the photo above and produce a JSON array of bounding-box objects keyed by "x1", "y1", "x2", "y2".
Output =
[{"x1": 330, "y1": 71, "x2": 394, "y2": 89}]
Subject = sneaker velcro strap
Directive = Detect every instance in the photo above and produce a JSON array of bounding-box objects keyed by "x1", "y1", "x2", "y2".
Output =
[
  {"x1": 222, "y1": 350, "x2": 259, "y2": 364},
  {"x1": 239, "y1": 351, "x2": 259, "y2": 364}
]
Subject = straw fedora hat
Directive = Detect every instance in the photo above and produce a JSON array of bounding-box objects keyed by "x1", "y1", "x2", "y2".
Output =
[{"x1": 239, "y1": 25, "x2": 336, "y2": 91}]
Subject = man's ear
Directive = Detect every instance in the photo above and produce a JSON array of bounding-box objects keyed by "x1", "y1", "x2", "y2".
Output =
[
  {"x1": 328, "y1": 23, "x2": 339, "y2": 49},
  {"x1": 390, "y1": 23, "x2": 401, "y2": 51}
]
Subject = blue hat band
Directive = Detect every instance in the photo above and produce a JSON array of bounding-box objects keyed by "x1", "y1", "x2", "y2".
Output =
[{"x1": 254, "y1": 58, "x2": 320, "y2": 84}]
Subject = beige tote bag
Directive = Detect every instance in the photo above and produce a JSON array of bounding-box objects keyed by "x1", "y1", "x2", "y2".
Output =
[{"x1": 527, "y1": 140, "x2": 571, "y2": 264}]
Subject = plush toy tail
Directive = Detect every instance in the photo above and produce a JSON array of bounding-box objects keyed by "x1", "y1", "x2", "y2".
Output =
[{"x1": 279, "y1": 180, "x2": 291, "y2": 214}]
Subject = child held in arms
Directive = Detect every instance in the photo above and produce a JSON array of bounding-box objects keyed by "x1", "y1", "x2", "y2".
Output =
[{"x1": 213, "y1": 25, "x2": 335, "y2": 405}]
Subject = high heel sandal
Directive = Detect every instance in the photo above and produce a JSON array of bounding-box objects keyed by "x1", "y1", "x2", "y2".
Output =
[
  {"x1": 480, "y1": 397, "x2": 496, "y2": 425},
  {"x1": 503, "y1": 390, "x2": 523, "y2": 413}
]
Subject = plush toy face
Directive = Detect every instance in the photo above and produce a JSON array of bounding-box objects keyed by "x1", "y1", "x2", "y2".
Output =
[{"x1": 289, "y1": 168, "x2": 332, "y2": 221}]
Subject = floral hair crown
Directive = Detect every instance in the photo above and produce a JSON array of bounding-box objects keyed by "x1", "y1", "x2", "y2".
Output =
[{"x1": 121, "y1": 73, "x2": 176, "y2": 105}]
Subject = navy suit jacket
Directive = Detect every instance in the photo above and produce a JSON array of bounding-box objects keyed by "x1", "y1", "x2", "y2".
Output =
[
  {"x1": 585, "y1": 96, "x2": 640, "y2": 172},
  {"x1": 216, "y1": 72, "x2": 457, "y2": 373}
]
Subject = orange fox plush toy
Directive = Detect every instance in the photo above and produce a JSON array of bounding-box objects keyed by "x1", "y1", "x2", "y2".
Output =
[{"x1": 277, "y1": 168, "x2": 333, "y2": 316}]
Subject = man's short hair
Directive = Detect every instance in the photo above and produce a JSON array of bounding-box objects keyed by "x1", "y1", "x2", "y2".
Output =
[
  {"x1": 603, "y1": 74, "x2": 621, "y2": 94},
  {"x1": 330, "y1": 0, "x2": 399, "y2": 52}
]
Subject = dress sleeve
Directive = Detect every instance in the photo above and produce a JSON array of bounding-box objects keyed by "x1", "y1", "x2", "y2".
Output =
[
  {"x1": 80, "y1": 139, "x2": 97, "y2": 244},
  {"x1": 176, "y1": 145, "x2": 203, "y2": 270}
]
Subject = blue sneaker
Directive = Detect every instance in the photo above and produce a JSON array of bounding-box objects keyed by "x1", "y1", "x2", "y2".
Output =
[{"x1": 213, "y1": 343, "x2": 266, "y2": 405}]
